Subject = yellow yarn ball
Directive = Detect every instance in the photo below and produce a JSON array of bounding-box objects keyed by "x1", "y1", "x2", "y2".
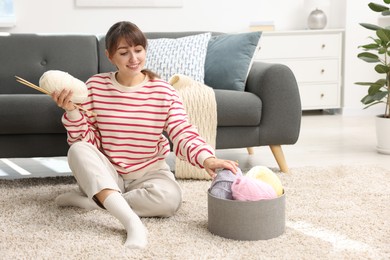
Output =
[{"x1": 246, "y1": 166, "x2": 283, "y2": 196}]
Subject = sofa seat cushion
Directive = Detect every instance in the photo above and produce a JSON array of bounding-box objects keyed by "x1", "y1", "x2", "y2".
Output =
[
  {"x1": 214, "y1": 89, "x2": 262, "y2": 127},
  {"x1": 0, "y1": 95, "x2": 65, "y2": 134}
]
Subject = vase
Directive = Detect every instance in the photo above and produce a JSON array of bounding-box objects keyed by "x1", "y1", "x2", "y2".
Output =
[
  {"x1": 375, "y1": 115, "x2": 390, "y2": 154},
  {"x1": 308, "y1": 9, "x2": 327, "y2": 30}
]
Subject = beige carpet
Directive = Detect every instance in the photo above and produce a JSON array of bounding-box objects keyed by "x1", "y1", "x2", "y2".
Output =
[{"x1": 0, "y1": 165, "x2": 389, "y2": 259}]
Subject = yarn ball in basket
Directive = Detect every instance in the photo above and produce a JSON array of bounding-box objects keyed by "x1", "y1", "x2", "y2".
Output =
[
  {"x1": 209, "y1": 167, "x2": 243, "y2": 200},
  {"x1": 246, "y1": 166, "x2": 284, "y2": 196},
  {"x1": 231, "y1": 175, "x2": 277, "y2": 201},
  {"x1": 39, "y1": 70, "x2": 88, "y2": 103}
]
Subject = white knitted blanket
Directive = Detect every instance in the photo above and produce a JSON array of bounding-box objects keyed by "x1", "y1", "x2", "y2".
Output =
[{"x1": 169, "y1": 74, "x2": 217, "y2": 180}]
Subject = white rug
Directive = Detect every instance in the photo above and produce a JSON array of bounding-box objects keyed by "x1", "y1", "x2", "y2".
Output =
[{"x1": 0, "y1": 165, "x2": 389, "y2": 259}]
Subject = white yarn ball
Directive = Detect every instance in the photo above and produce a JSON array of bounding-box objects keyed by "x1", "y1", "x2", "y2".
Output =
[{"x1": 39, "y1": 70, "x2": 88, "y2": 103}]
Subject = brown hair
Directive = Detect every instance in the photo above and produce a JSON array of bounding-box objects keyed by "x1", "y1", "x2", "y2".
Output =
[{"x1": 105, "y1": 21, "x2": 159, "y2": 79}]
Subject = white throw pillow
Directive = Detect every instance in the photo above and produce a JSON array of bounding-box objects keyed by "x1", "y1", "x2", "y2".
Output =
[{"x1": 145, "y1": 33, "x2": 211, "y2": 83}]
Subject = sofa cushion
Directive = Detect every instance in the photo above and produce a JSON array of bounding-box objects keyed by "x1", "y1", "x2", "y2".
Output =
[
  {"x1": 205, "y1": 32, "x2": 262, "y2": 91},
  {"x1": 214, "y1": 89, "x2": 262, "y2": 126},
  {"x1": 0, "y1": 34, "x2": 98, "y2": 95},
  {"x1": 145, "y1": 32, "x2": 211, "y2": 83},
  {"x1": 0, "y1": 95, "x2": 65, "y2": 134}
]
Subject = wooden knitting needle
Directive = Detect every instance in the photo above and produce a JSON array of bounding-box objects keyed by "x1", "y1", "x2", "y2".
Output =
[{"x1": 15, "y1": 76, "x2": 97, "y2": 117}]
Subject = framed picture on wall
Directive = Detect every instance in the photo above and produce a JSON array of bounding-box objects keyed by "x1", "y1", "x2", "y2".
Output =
[{"x1": 75, "y1": 0, "x2": 183, "y2": 8}]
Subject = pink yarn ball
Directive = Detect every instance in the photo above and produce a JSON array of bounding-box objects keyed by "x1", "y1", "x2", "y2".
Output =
[{"x1": 231, "y1": 176, "x2": 277, "y2": 201}]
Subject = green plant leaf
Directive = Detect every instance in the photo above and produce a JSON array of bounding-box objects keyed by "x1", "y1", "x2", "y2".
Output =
[
  {"x1": 368, "y1": 83, "x2": 384, "y2": 95},
  {"x1": 358, "y1": 52, "x2": 380, "y2": 62},
  {"x1": 363, "y1": 101, "x2": 385, "y2": 109},
  {"x1": 361, "y1": 91, "x2": 387, "y2": 104},
  {"x1": 360, "y1": 43, "x2": 380, "y2": 49},
  {"x1": 360, "y1": 23, "x2": 382, "y2": 31},
  {"x1": 355, "y1": 82, "x2": 376, "y2": 86},
  {"x1": 377, "y1": 29, "x2": 390, "y2": 42},
  {"x1": 373, "y1": 91, "x2": 387, "y2": 100},
  {"x1": 376, "y1": 78, "x2": 388, "y2": 86},
  {"x1": 374, "y1": 37, "x2": 382, "y2": 44},
  {"x1": 375, "y1": 91, "x2": 388, "y2": 100},
  {"x1": 355, "y1": 79, "x2": 386, "y2": 87},
  {"x1": 379, "y1": 47, "x2": 387, "y2": 54},
  {"x1": 361, "y1": 94, "x2": 376, "y2": 104},
  {"x1": 369, "y1": 2, "x2": 389, "y2": 12},
  {"x1": 375, "y1": 64, "x2": 390, "y2": 73},
  {"x1": 385, "y1": 0, "x2": 390, "y2": 5}
]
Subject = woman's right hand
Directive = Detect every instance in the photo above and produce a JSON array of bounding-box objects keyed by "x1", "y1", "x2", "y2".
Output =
[{"x1": 51, "y1": 89, "x2": 76, "y2": 111}]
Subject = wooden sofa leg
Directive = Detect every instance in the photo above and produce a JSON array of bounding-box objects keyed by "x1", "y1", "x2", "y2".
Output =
[
  {"x1": 247, "y1": 147, "x2": 254, "y2": 155},
  {"x1": 269, "y1": 145, "x2": 289, "y2": 173}
]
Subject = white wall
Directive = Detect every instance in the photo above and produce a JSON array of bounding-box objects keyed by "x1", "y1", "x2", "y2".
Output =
[
  {"x1": 3, "y1": 0, "x2": 346, "y2": 33},
  {"x1": 2, "y1": 0, "x2": 384, "y2": 116}
]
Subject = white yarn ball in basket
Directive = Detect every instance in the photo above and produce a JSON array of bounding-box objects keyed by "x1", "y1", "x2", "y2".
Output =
[{"x1": 39, "y1": 70, "x2": 88, "y2": 103}]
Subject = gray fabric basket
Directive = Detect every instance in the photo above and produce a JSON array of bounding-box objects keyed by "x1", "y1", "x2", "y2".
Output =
[{"x1": 207, "y1": 191, "x2": 285, "y2": 240}]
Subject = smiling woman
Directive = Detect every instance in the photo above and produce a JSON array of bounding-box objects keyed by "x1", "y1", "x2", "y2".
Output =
[{"x1": 47, "y1": 20, "x2": 239, "y2": 250}]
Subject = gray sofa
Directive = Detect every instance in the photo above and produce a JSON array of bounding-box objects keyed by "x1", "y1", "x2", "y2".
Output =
[{"x1": 0, "y1": 32, "x2": 301, "y2": 172}]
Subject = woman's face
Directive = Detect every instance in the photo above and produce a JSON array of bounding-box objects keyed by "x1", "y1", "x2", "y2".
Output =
[{"x1": 107, "y1": 37, "x2": 146, "y2": 77}]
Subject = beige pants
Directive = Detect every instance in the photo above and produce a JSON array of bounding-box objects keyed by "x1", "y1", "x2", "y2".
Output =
[{"x1": 67, "y1": 141, "x2": 182, "y2": 217}]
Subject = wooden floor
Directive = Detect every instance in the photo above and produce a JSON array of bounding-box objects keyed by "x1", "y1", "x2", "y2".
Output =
[{"x1": 1, "y1": 112, "x2": 389, "y2": 179}]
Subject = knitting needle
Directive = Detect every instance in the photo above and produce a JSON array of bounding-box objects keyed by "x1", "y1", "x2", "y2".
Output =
[
  {"x1": 15, "y1": 76, "x2": 97, "y2": 117},
  {"x1": 15, "y1": 76, "x2": 96, "y2": 117}
]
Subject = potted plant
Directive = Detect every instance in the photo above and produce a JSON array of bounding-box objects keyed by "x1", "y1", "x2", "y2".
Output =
[{"x1": 356, "y1": 0, "x2": 390, "y2": 154}]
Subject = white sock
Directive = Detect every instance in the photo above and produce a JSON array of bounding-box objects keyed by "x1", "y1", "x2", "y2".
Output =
[
  {"x1": 103, "y1": 192, "x2": 148, "y2": 249},
  {"x1": 55, "y1": 191, "x2": 100, "y2": 211}
]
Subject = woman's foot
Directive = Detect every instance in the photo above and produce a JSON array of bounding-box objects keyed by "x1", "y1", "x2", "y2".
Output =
[
  {"x1": 102, "y1": 192, "x2": 148, "y2": 249},
  {"x1": 55, "y1": 191, "x2": 100, "y2": 210}
]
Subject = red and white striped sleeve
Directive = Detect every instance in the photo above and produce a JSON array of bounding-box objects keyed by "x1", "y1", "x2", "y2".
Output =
[{"x1": 165, "y1": 92, "x2": 215, "y2": 168}]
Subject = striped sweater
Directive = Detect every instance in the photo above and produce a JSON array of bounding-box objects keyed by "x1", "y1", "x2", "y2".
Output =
[{"x1": 62, "y1": 72, "x2": 215, "y2": 179}]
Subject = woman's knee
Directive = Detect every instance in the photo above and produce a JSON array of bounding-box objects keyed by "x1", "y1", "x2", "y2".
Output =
[
  {"x1": 144, "y1": 183, "x2": 182, "y2": 217},
  {"x1": 126, "y1": 182, "x2": 182, "y2": 217},
  {"x1": 158, "y1": 188, "x2": 182, "y2": 217}
]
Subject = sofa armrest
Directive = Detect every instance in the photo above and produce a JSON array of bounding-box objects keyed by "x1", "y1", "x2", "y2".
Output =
[{"x1": 246, "y1": 61, "x2": 302, "y2": 145}]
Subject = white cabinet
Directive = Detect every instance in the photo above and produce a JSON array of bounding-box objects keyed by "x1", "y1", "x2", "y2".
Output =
[{"x1": 255, "y1": 29, "x2": 344, "y2": 110}]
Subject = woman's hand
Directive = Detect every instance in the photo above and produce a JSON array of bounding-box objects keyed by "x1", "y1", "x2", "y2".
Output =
[
  {"x1": 51, "y1": 89, "x2": 76, "y2": 111},
  {"x1": 203, "y1": 157, "x2": 239, "y2": 178}
]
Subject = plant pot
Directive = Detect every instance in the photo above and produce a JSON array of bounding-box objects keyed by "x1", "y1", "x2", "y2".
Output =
[{"x1": 375, "y1": 115, "x2": 390, "y2": 154}]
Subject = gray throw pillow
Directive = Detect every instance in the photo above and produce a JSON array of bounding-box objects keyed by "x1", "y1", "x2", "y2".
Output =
[{"x1": 204, "y1": 31, "x2": 262, "y2": 91}]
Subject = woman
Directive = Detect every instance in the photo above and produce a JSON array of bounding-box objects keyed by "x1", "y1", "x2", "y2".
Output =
[{"x1": 51, "y1": 21, "x2": 238, "y2": 249}]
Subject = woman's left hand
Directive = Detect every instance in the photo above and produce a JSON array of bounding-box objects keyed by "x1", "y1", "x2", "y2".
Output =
[{"x1": 203, "y1": 157, "x2": 239, "y2": 178}]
